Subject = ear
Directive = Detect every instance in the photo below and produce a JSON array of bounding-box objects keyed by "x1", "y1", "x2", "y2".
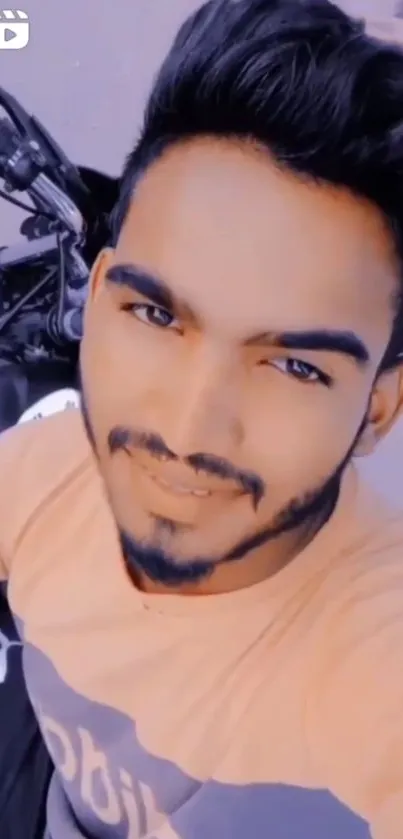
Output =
[
  {"x1": 354, "y1": 365, "x2": 403, "y2": 457},
  {"x1": 87, "y1": 247, "x2": 114, "y2": 301}
]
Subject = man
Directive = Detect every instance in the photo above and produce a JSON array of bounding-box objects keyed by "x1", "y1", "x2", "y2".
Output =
[{"x1": 1, "y1": 1, "x2": 403, "y2": 837}]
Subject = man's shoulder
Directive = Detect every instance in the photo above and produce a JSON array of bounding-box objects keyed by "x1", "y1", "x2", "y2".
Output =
[
  {"x1": 345, "y1": 475, "x2": 403, "y2": 586},
  {"x1": 307, "y1": 480, "x2": 403, "y2": 827},
  {"x1": 0, "y1": 410, "x2": 94, "y2": 557},
  {"x1": 341, "y1": 503, "x2": 403, "y2": 625},
  {"x1": 318, "y1": 472, "x2": 403, "y2": 662},
  {"x1": 0, "y1": 408, "x2": 90, "y2": 475},
  {"x1": 316, "y1": 470, "x2": 403, "y2": 639}
]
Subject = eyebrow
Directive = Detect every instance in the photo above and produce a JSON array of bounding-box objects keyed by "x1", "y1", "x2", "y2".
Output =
[
  {"x1": 249, "y1": 328, "x2": 370, "y2": 365},
  {"x1": 106, "y1": 263, "x2": 370, "y2": 366},
  {"x1": 106, "y1": 263, "x2": 174, "y2": 311}
]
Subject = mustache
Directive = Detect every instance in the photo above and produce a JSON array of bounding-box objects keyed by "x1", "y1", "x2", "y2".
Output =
[
  {"x1": 107, "y1": 426, "x2": 265, "y2": 508},
  {"x1": 108, "y1": 427, "x2": 174, "y2": 460}
]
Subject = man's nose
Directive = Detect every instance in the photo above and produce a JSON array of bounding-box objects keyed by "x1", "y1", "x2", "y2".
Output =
[{"x1": 162, "y1": 342, "x2": 244, "y2": 458}]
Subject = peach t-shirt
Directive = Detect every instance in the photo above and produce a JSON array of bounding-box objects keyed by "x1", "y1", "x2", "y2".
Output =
[{"x1": 0, "y1": 410, "x2": 402, "y2": 839}]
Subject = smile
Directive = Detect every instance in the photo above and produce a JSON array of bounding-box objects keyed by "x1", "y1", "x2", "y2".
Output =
[{"x1": 148, "y1": 471, "x2": 211, "y2": 498}]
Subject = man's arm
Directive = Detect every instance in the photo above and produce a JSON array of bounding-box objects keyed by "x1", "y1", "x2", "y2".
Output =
[{"x1": 306, "y1": 529, "x2": 403, "y2": 839}]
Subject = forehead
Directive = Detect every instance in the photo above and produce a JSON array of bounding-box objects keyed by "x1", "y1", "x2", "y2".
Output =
[{"x1": 117, "y1": 138, "x2": 397, "y2": 345}]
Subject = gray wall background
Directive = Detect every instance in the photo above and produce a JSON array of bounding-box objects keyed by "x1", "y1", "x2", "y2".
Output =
[{"x1": 0, "y1": 0, "x2": 402, "y2": 502}]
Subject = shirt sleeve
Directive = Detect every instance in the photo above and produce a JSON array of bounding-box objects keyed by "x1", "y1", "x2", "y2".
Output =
[{"x1": 305, "y1": 535, "x2": 403, "y2": 839}]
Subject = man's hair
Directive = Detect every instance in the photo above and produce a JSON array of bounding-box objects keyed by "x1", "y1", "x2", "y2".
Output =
[{"x1": 110, "y1": 0, "x2": 403, "y2": 369}]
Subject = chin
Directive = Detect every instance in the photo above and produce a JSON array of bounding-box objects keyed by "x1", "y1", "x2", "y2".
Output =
[{"x1": 119, "y1": 529, "x2": 216, "y2": 587}]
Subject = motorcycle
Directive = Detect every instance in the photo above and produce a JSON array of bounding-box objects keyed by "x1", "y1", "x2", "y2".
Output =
[
  {"x1": 0, "y1": 85, "x2": 118, "y2": 430},
  {"x1": 0, "y1": 86, "x2": 118, "y2": 838}
]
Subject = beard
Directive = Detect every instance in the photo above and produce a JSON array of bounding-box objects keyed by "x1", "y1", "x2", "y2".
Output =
[
  {"x1": 79, "y1": 369, "x2": 366, "y2": 588},
  {"x1": 117, "y1": 456, "x2": 345, "y2": 587}
]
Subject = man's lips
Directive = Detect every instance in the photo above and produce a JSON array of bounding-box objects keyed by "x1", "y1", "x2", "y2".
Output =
[
  {"x1": 147, "y1": 470, "x2": 211, "y2": 497},
  {"x1": 136, "y1": 459, "x2": 242, "y2": 499}
]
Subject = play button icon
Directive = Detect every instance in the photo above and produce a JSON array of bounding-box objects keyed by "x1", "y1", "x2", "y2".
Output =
[{"x1": 0, "y1": 10, "x2": 30, "y2": 49}]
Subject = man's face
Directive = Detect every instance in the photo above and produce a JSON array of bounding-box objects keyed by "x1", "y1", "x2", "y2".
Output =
[{"x1": 80, "y1": 138, "x2": 400, "y2": 589}]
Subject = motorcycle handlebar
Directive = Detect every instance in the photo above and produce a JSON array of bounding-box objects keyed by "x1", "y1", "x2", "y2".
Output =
[
  {"x1": 0, "y1": 87, "x2": 117, "y2": 348},
  {"x1": 0, "y1": 117, "x2": 19, "y2": 162},
  {"x1": 0, "y1": 114, "x2": 84, "y2": 237}
]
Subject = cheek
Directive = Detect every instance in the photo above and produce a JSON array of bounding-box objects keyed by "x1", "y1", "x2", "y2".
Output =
[
  {"x1": 243, "y1": 384, "x2": 365, "y2": 488},
  {"x1": 81, "y1": 308, "x2": 185, "y2": 420}
]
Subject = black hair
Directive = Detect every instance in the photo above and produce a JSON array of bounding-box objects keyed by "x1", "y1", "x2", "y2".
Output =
[{"x1": 110, "y1": 0, "x2": 403, "y2": 369}]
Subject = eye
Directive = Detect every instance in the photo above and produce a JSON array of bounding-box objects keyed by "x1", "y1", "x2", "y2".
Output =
[
  {"x1": 262, "y1": 357, "x2": 331, "y2": 385},
  {"x1": 122, "y1": 303, "x2": 180, "y2": 330}
]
